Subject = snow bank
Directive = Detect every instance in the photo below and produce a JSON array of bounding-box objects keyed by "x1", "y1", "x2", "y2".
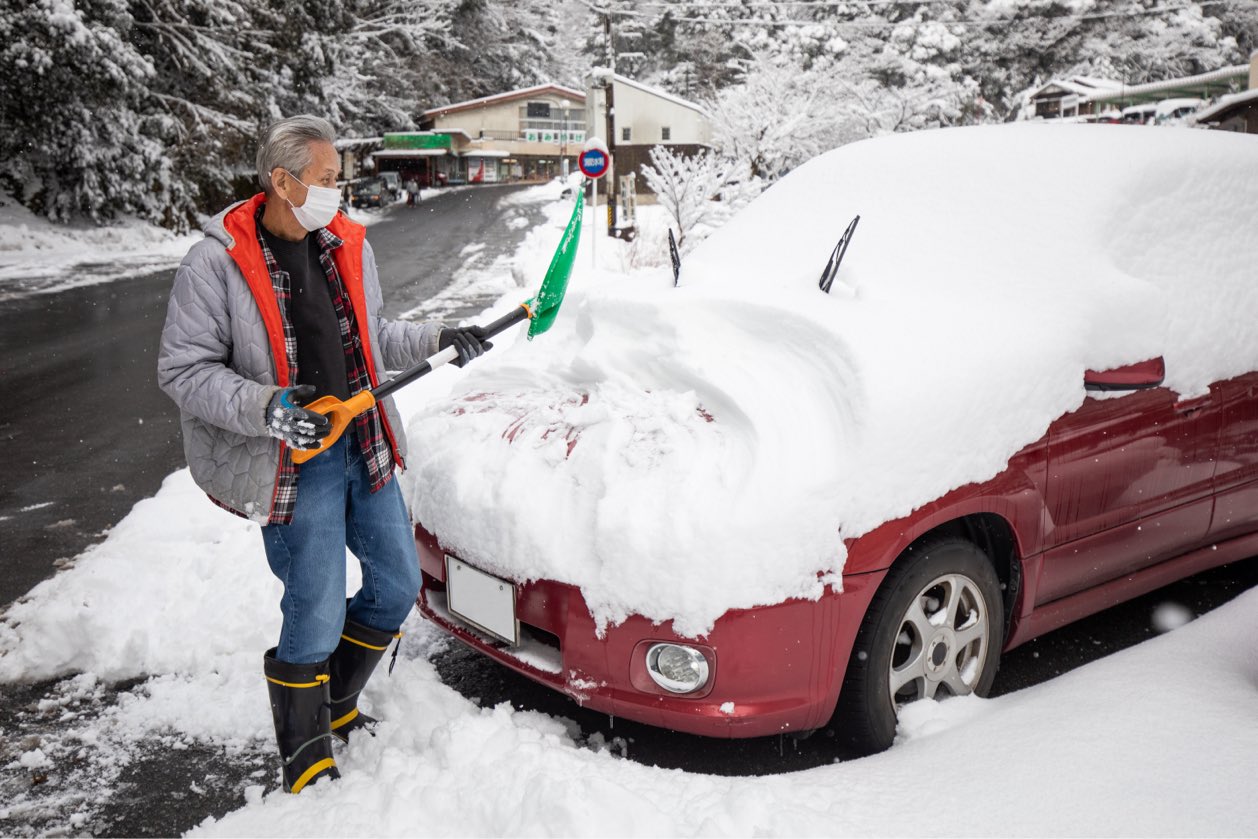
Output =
[
  {"x1": 405, "y1": 124, "x2": 1258, "y2": 636},
  {"x1": 5, "y1": 468, "x2": 1257, "y2": 835},
  {"x1": 196, "y1": 585, "x2": 1258, "y2": 837},
  {"x1": 0, "y1": 195, "x2": 201, "y2": 294}
]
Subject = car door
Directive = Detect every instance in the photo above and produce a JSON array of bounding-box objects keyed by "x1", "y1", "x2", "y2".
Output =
[
  {"x1": 1207, "y1": 371, "x2": 1258, "y2": 543},
  {"x1": 1036, "y1": 384, "x2": 1221, "y2": 605}
]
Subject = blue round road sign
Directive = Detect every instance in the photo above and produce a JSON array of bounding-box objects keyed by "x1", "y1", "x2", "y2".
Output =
[{"x1": 579, "y1": 148, "x2": 609, "y2": 179}]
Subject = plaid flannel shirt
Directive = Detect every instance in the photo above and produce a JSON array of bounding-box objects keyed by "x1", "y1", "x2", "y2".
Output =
[{"x1": 255, "y1": 206, "x2": 395, "y2": 524}]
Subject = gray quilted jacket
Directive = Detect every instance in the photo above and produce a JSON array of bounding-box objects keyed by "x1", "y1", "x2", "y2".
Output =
[{"x1": 157, "y1": 198, "x2": 442, "y2": 523}]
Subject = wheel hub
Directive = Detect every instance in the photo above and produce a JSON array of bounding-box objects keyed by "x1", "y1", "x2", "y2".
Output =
[{"x1": 925, "y1": 630, "x2": 954, "y2": 679}]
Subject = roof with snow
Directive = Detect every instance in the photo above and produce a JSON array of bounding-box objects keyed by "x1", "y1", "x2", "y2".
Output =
[
  {"x1": 1085, "y1": 65, "x2": 1248, "y2": 104},
  {"x1": 422, "y1": 84, "x2": 586, "y2": 118},
  {"x1": 1026, "y1": 77, "x2": 1123, "y2": 100},
  {"x1": 607, "y1": 73, "x2": 709, "y2": 118},
  {"x1": 1028, "y1": 66, "x2": 1249, "y2": 108},
  {"x1": 334, "y1": 136, "x2": 382, "y2": 151},
  {"x1": 1193, "y1": 88, "x2": 1258, "y2": 124}
]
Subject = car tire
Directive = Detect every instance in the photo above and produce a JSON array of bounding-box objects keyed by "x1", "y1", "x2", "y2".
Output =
[{"x1": 833, "y1": 536, "x2": 1003, "y2": 756}]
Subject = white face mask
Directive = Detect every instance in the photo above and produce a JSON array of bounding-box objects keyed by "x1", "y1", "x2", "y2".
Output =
[{"x1": 281, "y1": 170, "x2": 340, "y2": 231}]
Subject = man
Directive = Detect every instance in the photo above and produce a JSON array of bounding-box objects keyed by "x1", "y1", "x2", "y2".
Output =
[{"x1": 157, "y1": 115, "x2": 489, "y2": 794}]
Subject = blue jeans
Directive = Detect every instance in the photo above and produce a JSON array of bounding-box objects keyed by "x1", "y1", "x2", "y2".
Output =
[{"x1": 261, "y1": 432, "x2": 422, "y2": 664}]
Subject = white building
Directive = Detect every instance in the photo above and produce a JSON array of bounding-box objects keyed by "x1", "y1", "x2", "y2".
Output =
[
  {"x1": 585, "y1": 72, "x2": 712, "y2": 199},
  {"x1": 372, "y1": 84, "x2": 587, "y2": 185}
]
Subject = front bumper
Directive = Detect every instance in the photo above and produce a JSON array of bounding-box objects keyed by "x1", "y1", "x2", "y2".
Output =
[{"x1": 415, "y1": 525, "x2": 880, "y2": 738}]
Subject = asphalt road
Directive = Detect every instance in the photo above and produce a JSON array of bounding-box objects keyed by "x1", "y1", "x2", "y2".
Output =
[{"x1": 0, "y1": 185, "x2": 540, "y2": 611}]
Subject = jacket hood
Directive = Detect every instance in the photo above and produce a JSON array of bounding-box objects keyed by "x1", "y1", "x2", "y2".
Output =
[
  {"x1": 202, "y1": 196, "x2": 260, "y2": 249},
  {"x1": 203, "y1": 203, "x2": 235, "y2": 246}
]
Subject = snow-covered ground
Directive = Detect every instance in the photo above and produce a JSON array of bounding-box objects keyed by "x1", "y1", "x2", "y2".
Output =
[
  {"x1": 0, "y1": 462, "x2": 1254, "y2": 836},
  {"x1": 0, "y1": 194, "x2": 202, "y2": 297},
  {"x1": 0, "y1": 186, "x2": 451, "y2": 298},
  {"x1": 2, "y1": 164, "x2": 1256, "y2": 836}
]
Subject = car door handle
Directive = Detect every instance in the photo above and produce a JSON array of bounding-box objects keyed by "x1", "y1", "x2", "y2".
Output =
[{"x1": 1174, "y1": 395, "x2": 1212, "y2": 416}]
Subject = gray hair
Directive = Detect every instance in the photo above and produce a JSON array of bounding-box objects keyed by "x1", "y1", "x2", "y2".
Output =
[{"x1": 256, "y1": 115, "x2": 337, "y2": 193}]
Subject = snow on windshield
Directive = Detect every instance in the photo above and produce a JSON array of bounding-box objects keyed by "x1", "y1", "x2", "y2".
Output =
[{"x1": 406, "y1": 124, "x2": 1258, "y2": 637}]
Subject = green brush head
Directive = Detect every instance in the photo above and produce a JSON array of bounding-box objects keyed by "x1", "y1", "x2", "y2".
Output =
[{"x1": 527, "y1": 187, "x2": 584, "y2": 340}]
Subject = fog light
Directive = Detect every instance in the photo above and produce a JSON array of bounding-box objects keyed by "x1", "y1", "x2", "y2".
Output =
[{"x1": 645, "y1": 643, "x2": 709, "y2": 694}]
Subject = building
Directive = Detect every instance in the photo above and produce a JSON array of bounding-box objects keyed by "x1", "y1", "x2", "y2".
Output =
[
  {"x1": 333, "y1": 136, "x2": 382, "y2": 182},
  {"x1": 585, "y1": 72, "x2": 712, "y2": 199},
  {"x1": 1023, "y1": 76, "x2": 1125, "y2": 120},
  {"x1": 1193, "y1": 90, "x2": 1258, "y2": 134},
  {"x1": 1023, "y1": 64, "x2": 1250, "y2": 121},
  {"x1": 369, "y1": 132, "x2": 459, "y2": 188},
  {"x1": 415, "y1": 84, "x2": 587, "y2": 184},
  {"x1": 1193, "y1": 52, "x2": 1258, "y2": 134}
]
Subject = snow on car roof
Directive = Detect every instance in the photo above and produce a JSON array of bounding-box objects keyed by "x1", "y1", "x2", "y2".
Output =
[{"x1": 406, "y1": 123, "x2": 1258, "y2": 637}]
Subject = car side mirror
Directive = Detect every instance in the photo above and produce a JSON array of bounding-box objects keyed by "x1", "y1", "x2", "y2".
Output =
[{"x1": 1084, "y1": 357, "x2": 1165, "y2": 392}]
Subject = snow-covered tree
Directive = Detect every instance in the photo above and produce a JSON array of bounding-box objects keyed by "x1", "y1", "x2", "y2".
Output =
[
  {"x1": 707, "y1": 56, "x2": 850, "y2": 185},
  {"x1": 640, "y1": 145, "x2": 734, "y2": 249},
  {"x1": 0, "y1": 0, "x2": 188, "y2": 225},
  {"x1": 3, "y1": 0, "x2": 1255, "y2": 229}
]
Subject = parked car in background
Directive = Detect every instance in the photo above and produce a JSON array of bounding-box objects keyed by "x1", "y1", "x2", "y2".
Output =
[
  {"x1": 1122, "y1": 103, "x2": 1158, "y2": 124},
  {"x1": 379, "y1": 171, "x2": 403, "y2": 200},
  {"x1": 409, "y1": 125, "x2": 1258, "y2": 757},
  {"x1": 1154, "y1": 98, "x2": 1206, "y2": 125},
  {"x1": 351, "y1": 178, "x2": 387, "y2": 208}
]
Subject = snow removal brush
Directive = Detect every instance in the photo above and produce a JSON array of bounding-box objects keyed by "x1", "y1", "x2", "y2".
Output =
[{"x1": 291, "y1": 188, "x2": 584, "y2": 464}]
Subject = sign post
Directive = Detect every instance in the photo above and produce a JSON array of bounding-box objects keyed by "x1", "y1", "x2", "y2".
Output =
[{"x1": 579, "y1": 138, "x2": 610, "y2": 270}]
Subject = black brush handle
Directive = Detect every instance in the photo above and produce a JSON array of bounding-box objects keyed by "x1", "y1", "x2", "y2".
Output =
[{"x1": 371, "y1": 305, "x2": 531, "y2": 401}]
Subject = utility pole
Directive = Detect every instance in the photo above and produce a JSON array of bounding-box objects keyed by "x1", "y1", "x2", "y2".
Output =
[{"x1": 602, "y1": 6, "x2": 617, "y2": 237}]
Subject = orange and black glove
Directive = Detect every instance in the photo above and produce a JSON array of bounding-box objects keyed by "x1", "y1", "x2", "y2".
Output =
[{"x1": 266, "y1": 385, "x2": 332, "y2": 450}]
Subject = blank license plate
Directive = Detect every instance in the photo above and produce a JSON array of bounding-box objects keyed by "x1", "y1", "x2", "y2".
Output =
[{"x1": 445, "y1": 556, "x2": 518, "y2": 645}]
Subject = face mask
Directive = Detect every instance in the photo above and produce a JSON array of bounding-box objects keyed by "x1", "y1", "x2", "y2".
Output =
[{"x1": 281, "y1": 170, "x2": 340, "y2": 231}]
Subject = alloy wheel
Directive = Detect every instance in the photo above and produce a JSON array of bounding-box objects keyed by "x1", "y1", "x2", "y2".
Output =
[{"x1": 888, "y1": 572, "x2": 990, "y2": 705}]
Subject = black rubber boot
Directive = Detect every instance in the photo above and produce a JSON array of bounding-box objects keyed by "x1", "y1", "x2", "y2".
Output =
[
  {"x1": 263, "y1": 648, "x2": 340, "y2": 793},
  {"x1": 328, "y1": 618, "x2": 400, "y2": 742}
]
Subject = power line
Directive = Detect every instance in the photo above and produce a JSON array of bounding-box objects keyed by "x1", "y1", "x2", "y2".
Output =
[{"x1": 587, "y1": 0, "x2": 1234, "y2": 28}]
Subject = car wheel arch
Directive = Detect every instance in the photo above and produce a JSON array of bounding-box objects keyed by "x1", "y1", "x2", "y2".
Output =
[
  {"x1": 829, "y1": 529, "x2": 1010, "y2": 755},
  {"x1": 848, "y1": 513, "x2": 1023, "y2": 635}
]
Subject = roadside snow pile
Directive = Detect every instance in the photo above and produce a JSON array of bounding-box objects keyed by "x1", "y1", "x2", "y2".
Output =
[
  {"x1": 406, "y1": 124, "x2": 1258, "y2": 636},
  {"x1": 0, "y1": 194, "x2": 200, "y2": 292},
  {"x1": 197, "y1": 579, "x2": 1258, "y2": 838},
  {"x1": 4, "y1": 468, "x2": 1258, "y2": 835}
]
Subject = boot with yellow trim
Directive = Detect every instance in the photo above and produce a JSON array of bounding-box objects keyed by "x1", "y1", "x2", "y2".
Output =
[
  {"x1": 328, "y1": 617, "x2": 401, "y2": 742},
  {"x1": 263, "y1": 648, "x2": 341, "y2": 794}
]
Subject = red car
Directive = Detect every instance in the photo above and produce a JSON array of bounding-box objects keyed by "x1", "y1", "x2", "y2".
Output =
[
  {"x1": 414, "y1": 352, "x2": 1257, "y2": 753},
  {"x1": 410, "y1": 126, "x2": 1257, "y2": 756}
]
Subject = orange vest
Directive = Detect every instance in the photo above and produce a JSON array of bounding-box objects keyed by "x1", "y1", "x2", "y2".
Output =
[{"x1": 219, "y1": 194, "x2": 402, "y2": 464}]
